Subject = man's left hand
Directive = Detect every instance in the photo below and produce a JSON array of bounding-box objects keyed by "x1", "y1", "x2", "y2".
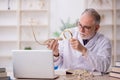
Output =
[{"x1": 70, "y1": 38, "x2": 87, "y2": 56}]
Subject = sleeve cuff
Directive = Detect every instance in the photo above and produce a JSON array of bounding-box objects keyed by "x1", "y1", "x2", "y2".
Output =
[{"x1": 53, "y1": 56, "x2": 60, "y2": 62}]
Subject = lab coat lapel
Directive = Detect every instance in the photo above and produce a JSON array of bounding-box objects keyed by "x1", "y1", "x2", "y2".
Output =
[{"x1": 85, "y1": 33, "x2": 98, "y2": 49}]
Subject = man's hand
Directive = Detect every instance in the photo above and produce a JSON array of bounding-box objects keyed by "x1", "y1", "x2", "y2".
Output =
[
  {"x1": 46, "y1": 39, "x2": 59, "y2": 57},
  {"x1": 70, "y1": 38, "x2": 87, "y2": 56}
]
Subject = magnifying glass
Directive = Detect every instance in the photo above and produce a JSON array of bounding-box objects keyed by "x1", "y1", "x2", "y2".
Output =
[{"x1": 62, "y1": 29, "x2": 73, "y2": 40}]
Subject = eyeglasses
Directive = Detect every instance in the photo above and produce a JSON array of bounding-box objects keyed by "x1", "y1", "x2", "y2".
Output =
[{"x1": 77, "y1": 22, "x2": 92, "y2": 31}]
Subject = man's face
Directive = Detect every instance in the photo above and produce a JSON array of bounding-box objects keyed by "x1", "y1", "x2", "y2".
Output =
[{"x1": 78, "y1": 13, "x2": 99, "y2": 39}]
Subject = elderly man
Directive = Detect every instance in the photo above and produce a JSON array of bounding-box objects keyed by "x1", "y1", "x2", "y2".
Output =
[{"x1": 47, "y1": 8, "x2": 111, "y2": 73}]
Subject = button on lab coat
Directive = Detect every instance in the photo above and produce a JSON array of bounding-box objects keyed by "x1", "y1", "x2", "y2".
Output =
[{"x1": 54, "y1": 27, "x2": 111, "y2": 72}]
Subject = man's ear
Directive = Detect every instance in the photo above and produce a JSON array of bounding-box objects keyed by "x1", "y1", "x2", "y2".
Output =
[{"x1": 95, "y1": 25, "x2": 100, "y2": 32}]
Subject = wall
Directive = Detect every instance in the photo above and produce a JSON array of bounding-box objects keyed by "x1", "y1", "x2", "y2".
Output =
[{"x1": 50, "y1": 0, "x2": 85, "y2": 37}]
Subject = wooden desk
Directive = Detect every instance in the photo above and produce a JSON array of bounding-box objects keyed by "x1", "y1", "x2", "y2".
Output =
[
  {"x1": 56, "y1": 74, "x2": 120, "y2": 80},
  {"x1": 9, "y1": 72, "x2": 120, "y2": 80}
]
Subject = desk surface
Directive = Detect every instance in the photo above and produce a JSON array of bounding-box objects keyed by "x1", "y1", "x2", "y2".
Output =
[
  {"x1": 9, "y1": 72, "x2": 120, "y2": 80},
  {"x1": 56, "y1": 74, "x2": 120, "y2": 80},
  {"x1": 13, "y1": 75, "x2": 120, "y2": 80}
]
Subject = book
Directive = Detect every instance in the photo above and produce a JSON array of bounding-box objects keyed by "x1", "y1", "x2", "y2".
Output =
[
  {"x1": 0, "y1": 76, "x2": 11, "y2": 80},
  {"x1": 116, "y1": 61, "x2": 120, "y2": 66},
  {"x1": 0, "y1": 72, "x2": 7, "y2": 77},
  {"x1": 109, "y1": 72, "x2": 120, "y2": 78},
  {"x1": 111, "y1": 66, "x2": 120, "y2": 73},
  {"x1": 0, "y1": 68, "x2": 6, "y2": 72}
]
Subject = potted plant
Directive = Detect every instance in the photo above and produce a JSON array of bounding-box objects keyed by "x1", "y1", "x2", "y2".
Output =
[
  {"x1": 53, "y1": 18, "x2": 78, "y2": 37},
  {"x1": 24, "y1": 46, "x2": 32, "y2": 50}
]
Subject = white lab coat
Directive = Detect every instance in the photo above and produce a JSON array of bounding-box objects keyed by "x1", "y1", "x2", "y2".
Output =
[{"x1": 54, "y1": 27, "x2": 111, "y2": 72}]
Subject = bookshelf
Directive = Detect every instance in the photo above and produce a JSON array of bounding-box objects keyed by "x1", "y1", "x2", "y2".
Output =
[
  {"x1": 19, "y1": 0, "x2": 50, "y2": 50},
  {"x1": 115, "y1": 0, "x2": 120, "y2": 61},
  {"x1": 0, "y1": 0, "x2": 18, "y2": 57},
  {"x1": 0, "y1": 0, "x2": 50, "y2": 58},
  {"x1": 85, "y1": 0, "x2": 120, "y2": 65}
]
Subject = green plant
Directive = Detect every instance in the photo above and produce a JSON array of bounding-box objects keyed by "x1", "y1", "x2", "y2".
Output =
[
  {"x1": 53, "y1": 18, "x2": 78, "y2": 37},
  {"x1": 24, "y1": 47, "x2": 32, "y2": 50}
]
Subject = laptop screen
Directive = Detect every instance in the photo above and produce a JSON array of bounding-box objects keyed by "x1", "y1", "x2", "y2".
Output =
[{"x1": 12, "y1": 50, "x2": 57, "y2": 79}]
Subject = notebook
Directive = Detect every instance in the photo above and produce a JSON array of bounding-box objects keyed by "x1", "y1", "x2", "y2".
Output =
[{"x1": 12, "y1": 50, "x2": 58, "y2": 79}]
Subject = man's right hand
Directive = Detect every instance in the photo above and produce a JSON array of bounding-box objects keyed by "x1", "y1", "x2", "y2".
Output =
[{"x1": 46, "y1": 39, "x2": 59, "y2": 57}]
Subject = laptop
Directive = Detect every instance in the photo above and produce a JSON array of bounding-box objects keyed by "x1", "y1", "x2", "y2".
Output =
[{"x1": 12, "y1": 50, "x2": 58, "y2": 79}]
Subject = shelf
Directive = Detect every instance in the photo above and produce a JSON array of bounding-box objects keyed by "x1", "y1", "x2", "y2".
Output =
[
  {"x1": 20, "y1": 24, "x2": 48, "y2": 27},
  {"x1": 0, "y1": 25, "x2": 17, "y2": 28},
  {"x1": 20, "y1": 42, "x2": 48, "y2": 50},
  {"x1": 20, "y1": 0, "x2": 49, "y2": 10},
  {"x1": 99, "y1": 12, "x2": 113, "y2": 25},
  {"x1": 98, "y1": 26, "x2": 113, "y2": 40},
  {"x1": 116, "y1": 25, "x2": 120, "y2": 26},
  {"x1": 96, "y1": 9, "x2": 113, "y2": 12},
  {"x1": 86, "y1": 0, "x2": 120, "y2": 64},
  {"x1": 0, "y1": 1, "x2": 50, "y2": 72},
  {"x1": 116, "y1": 9, "x2": 120, "y2": 11},
  {"x1": 0, "y1": 12, "x2": 17, "y2": 25},
  {"x1": 21, "y1": 9, "x2": 48, "y2": 12},
  {"x1": 20, "y1": 37, "x2": 48, "y2": 42},
  {"x1": 0, "y1": 42, "x2": 18, "y2": 59},
  {"x1": 116, "y1": 53, "x2": 120, "y2": 56},
  {"x1": 0, "y1": 40, "x2": 17, "y2": 42},
  {"x1": 0, "y1": 0, "x2": 17, "y2": 11},
  {"x1": 0, "y1": 9, "x2": 16, "y2": 11},
  {"x1": 116, "y1": 40, "x2": 120, "y2": 41},
  {"x1": 0, "y1": 54, "x2": 12, "y2": 58},
  {"x1": 87, "y1": 0, "x2": 113, "y2": 9},
  {"x1": 116, "y1": 0, "x2": 120, "y2": 10},
  {"x1": 21, "y1": 12, "x2": 48, "y2": 26},
  {"x1": 0, "y1": 0, "x2": 49, "y2": 57},
  {"x1": 20, "y1": 40, "x2": 47, "y2": 42}
]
